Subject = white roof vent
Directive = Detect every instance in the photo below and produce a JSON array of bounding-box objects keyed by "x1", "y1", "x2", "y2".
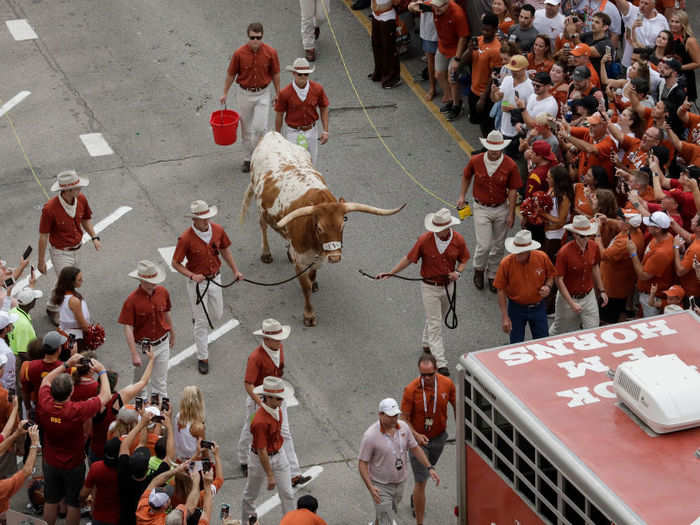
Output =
[{"x1": 613, "y1": 354, "x2": 700, "y2": 434}]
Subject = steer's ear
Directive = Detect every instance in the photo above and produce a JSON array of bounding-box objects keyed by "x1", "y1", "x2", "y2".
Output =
[{"x1": 339, "y1": 197, "x2": 346, "y2": 203}]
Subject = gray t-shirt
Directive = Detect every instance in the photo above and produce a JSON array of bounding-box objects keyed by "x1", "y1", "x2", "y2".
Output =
[
  {"x1": 508, "y1": 24, "x2": 539, "y2": 53},
  {"x1": 359, "y1": 420, "x2": 418, "y2": 484}
]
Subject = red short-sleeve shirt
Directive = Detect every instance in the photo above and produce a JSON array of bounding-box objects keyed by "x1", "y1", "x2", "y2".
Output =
[
  {"x1": 250, "y1": 406, "x2": 283, "y2": 454},
  {"x1": 39, "y1": 194, "x2": 93, "y2": 249},
  {"x1": 555, "y1": 239, "x2": 601, "y2": 295},
  {"x1": 406, "y1": 231, "x2": 470, "y2": 285},
  {"x1": 244, "y1": 345, "x2": 285, "y2": 386},
  {"x1": 22, "y1": 359, "x2": 63, "y2": 409},
  {"x1": 400, "y1": 374, "x2": 455, "y2": 439},
  {"x1": 227, "y1": 43, "x2": 280, "y2": 90},
  {"x1": 637, "y1": 234, "x2": 675, "y2": 293},
  {"x1": 275, "y1": 81, "x2": 329, "y2": 129},
  {"x1": 434, "y1": 1, "x2": 470, "y2": 57},
  {"x1": 173, "y1": 223, "x2": 232, "y2": 277},
  {"x1": 118, "y1": 286, "x2": 172, "y2": 341},
  {"x1": 84, "y1": 460, "x2": 120, "y2": 524},
  {"x1": 464, "y1": 153, "x2": 522, "y2": 206}
]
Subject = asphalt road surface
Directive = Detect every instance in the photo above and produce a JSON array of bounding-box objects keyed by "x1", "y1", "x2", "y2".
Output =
[{"x1": 2, "y1": 0, "x2": 699, "y2": 524}]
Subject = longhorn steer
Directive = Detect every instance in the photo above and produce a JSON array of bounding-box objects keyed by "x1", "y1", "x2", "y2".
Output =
[{"x1": 240, "y1": 131, "x2": 404, "y2": 326}]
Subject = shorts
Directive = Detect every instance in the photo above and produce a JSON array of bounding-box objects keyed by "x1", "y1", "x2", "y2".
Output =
[
  {"x1": 436, "y1": 49, "x2": 456, "y2": 82},
  {"x1": 409, "y1": 431, "x2": 447, "y2": 482},
  {"x1": 422, "y1": 39, "x2": 438, "y2": 54},
  {"x1": 43, "y1": 460, "x2": 86, "y2": 506}
]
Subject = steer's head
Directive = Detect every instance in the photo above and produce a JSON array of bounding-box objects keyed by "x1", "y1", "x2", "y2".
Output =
[{"x1": 277, "y1": 199, "x2": 406, "y2": 264}]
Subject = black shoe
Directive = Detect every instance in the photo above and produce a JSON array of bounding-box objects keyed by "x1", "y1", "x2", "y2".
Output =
[
  {"x1": 421, "y1": 66, "x2": 429, "y2": 81},
  {"x1": 315, "y1": 26, "x2": 320, "y2": 40},
  {"x1": 439, "y1": 101, "x2": 453, "y2": 113},
  {"x1": 382, "y1": 78, "x2": 402, "y2": 89},
  {"x1": 242, "y1": 160, "x2": 251, "y2": 173},
  {"x1": 240, "y1": 464, "x2": 248, "y2": 476},
  {"x1": 198, "y1": 359, "x2": 209, "y2": 374},
  {"x1": 351, "y1": 0, "x2": 370, "y2": 9},
  {"x1": 445, "y1": 104, "x2": 462, "y2": 121},
  {"x1": 367, "y1": 73, "x2": 380, "y2": 81},
  {"x1": 410, "y1": 494, "x2": 416, "y2": 517},
  {"x1": 292, "y1": 474, "x2": 312, "y2": 487},
  {"x1": 438, "y1": 366, "x2": 450, "y2": 377},
  {"x1": 473, "y1": 269, "x2": 484, "y2": 290},
  {"x1": 488, "y1": 279, "x2": 497, "y2": 294}
]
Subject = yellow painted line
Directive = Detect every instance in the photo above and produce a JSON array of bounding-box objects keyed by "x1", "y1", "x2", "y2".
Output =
[{"x1": 341, "y1": 0, "x2": 473, "y2": 155}]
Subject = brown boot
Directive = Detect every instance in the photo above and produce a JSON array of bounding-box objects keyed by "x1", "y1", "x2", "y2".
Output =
[
  {"x1": 305, "y1": 48, "x2": 316, "y2": 62},
  {"x1": 473, "y1": 269, "x2": 484, "y2": 290}
]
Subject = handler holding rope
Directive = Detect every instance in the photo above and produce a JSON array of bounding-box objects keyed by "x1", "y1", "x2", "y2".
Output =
[
  {"x1": 172, "y1": 200, "x2": 243, "y2": 375},
  {"x1": 377, "y1": 208, "x2": 469, "y2": 376}
]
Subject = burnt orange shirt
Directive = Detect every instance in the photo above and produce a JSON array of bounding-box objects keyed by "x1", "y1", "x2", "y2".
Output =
[
  {"x1": 638, "y1": 234, "x2": 675, "y2": 293},
  {"x1": 406, "y1": 231, "x2": 470, "y2": 285},
  {"x1": 685, "y1": 112, "x2": 700, "y2": 145},
  {"x1": 433, "y1": 1, "x2": 470, "y2": 57},
  {"x1": 227, "y1": 43, "x2": 280, "y2": 89},
  {"x1": 39, "y1": 194, "x2": 93, "y2": 249},
  {"x1": 135, "y1": 491, "x2": 166, "y2": 525},
  {"x1": 250, "y1": 406, "x2": 283, "y2": 454},
  {"x1": 494, "y1": 250, "x2": 556, "y2": 305},
  {"x1": 471, "y1": 37, "x2": 501, "y2": 96},
  {"x1": 555, "y1": 239, "x2": 601, "y2": 295},
  {"x1": 118, "y1": 286, "x2": 172, "y2": 341},
  {"x1": 244, "y1": 345, "x2": 285, "y2": 386},
  {"x1": 600, "y1": 229, "x2": 645, "y2": 299},
  {"x1": 679, "y1": 141, "x2": 700, "y2": 166},
  {"x1": 679, "y1": 236, "x2": 700, "y2": 297},
  {"x1": 573, "y1": 183, "x2": 594, "y2": 217},
  {"x1": 464, "y1": 153, "x2": 522, "y2": 206},
  {"x1": 571, "y1": 127, "x2": 616, "y2": 183},
  {"x1": 620, "y1": 136, "x2": 649, "y2": 172},
  {"x1": 280, "y1": 509, "x2": 328, "y2": 525},
  {"x1": 0, "y1": 470, "x2": 28, "y2": 513},
  {"x1": 527, "y1": 54, "x2": 553, "y2": 74},
  {"x1": 275, "y1": 81, "x2": 329, "y2": 128},
  {"x1": 401, "y1": 374, "x2": 455, "y2": 439},
  {"x1": 173, "y1": 223, "x2": 232, "y2": 277}
]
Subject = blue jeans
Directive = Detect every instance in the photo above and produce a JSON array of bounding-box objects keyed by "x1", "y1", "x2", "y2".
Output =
[{"x1": 508, "y1": 299, "x2": 548, "y2": 344}]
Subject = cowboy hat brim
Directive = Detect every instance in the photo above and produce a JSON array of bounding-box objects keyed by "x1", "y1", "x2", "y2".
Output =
[
  {"x1": 128, "y1": 265, "x2": 167, "y2": 284},
  {"x1": 253, "y1": 383, "x2": 292, "y2": 400},
  {"x1": 50, "y1": 177, "x2": 89, "y2": 192},
  {"x1": 185, "y1": 205, "x2": 218, "y2": 219},
  {"x1": 563, "y1": 223, "x2": 598, "y2": 236},
  {"x1": 424, "y1": 213, "x2": 461, "y2": 233},
  {"x1": 479, "y1": 137, "x2": 511, "y2": 151},
  {"x1": 285, "y1": 65, "x2": 315, "y2": 74},
  {"x1": 253, "y1": 325, "x2": 291, "y2": 340},
  {"x1": 505, "y1": 237, "x2": 541, "y2": 254}
]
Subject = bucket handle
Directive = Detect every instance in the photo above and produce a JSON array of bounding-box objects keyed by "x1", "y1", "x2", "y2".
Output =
[{"x1": 219, "y1": 103, "x2": 228, "y2": 119}]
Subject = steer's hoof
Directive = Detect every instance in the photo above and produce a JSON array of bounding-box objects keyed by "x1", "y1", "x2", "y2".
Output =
[
  {"x1": 261, "y1": 254, "x2": 273, "y2": 264},
  {"x1": 303, "y1": 316, "x2": 316, "y2": 327},
  {"x1": 312, "y1": 281, "x2": 319, "y2": 293}
]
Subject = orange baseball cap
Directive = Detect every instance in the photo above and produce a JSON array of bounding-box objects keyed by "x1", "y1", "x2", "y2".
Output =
[
  {"x1": 571, "y1": 43, "x2": 592, "y2": 57},
  {"x1": 662, "y1": 285, "x2": 686, "y2": 299}
]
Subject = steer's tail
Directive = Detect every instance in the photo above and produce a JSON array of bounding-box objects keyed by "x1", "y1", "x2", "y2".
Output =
[{"x1": 239, "y1": 182, "x2": 254, "y2": 224}]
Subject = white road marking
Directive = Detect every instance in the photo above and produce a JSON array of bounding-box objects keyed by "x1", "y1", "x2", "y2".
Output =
[
  {"x1": 255, "y1": 465, "x2": 324, "y2": 518},
  {"x1": 13, "y1": 206, "x2": 132, "y2": 291},
  {"x1": 80, "y1": 133, "x2": 114, "y2": 157},
  {"x1": 167, "y1": 318, "x2": 239, "y2": 368},
  {"x1": 158, "y1": 246, "x2": 181, "y2": 272},
  {"x1": 0, "y1": 91, "x2": 30, "y2": 118},
  {"x1": 5, "y1": 19, "x2": 38, "y2": 40}
]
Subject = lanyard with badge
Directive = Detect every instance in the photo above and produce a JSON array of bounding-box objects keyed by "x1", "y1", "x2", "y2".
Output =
[
  {"x1": 383, "y1": 428, "x2": 405, "y2": 471},
  {"x1": 422, "y1": 376, "x2": 438, "y2": 432}
]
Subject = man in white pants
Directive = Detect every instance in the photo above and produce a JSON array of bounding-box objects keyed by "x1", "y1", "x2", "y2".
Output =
[
  {"x1": 118, "y1": 260, "x2": 174, "y2": 398},
  {"x1": 237, "y1": 319, "x2": 310, "y2": 488},
  {"x1": 275, "y1": 58, "x2": 330, "y2": 167},
  {"x1": 241, "y1": 376, "x2": 296, "y2": 524},
  {"x1": 220, "y1": 22, "x2": 280, "y2": 173},
  {"x1": 172, "y1": 200, "x2": 243, "y2": 375},
  {"x1": 300, "y1": 0, "x2": 328, "y2": 62}
]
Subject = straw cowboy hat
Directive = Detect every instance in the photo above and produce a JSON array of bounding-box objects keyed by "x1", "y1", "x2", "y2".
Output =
[
  {"x1": 128, "y1": 260, "x2": 166, "y2": 284},
  {"x1": 505, "y1": 230, "x2": 541, "y2": 254},
  {"x1": 285, "y1": 57, "x2": 315, "y2": 74},
  {"x1": 253, "y1": 376, "x2": 292, "y2": 400},
  {"x1": 50, "y1": 170, "x2": 89, "y2": 192},
  {"x1": 564, "y1": 215, "x2": 598, "y2": 236},
  {"x1": 479, "y1": 130, "x2": 511, "y2": 151},
  {"x1": 185, "y1": 200, "x2": 218, "y2": 219},
  {"x1": 424, "y1": 208, "x2": 460, "y2": 233},
  {"x1": 253, "y1": 318, "x2": 291, "y2": 340}
]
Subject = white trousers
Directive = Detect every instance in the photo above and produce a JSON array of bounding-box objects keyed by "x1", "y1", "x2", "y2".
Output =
[
  {"x1": 133, "y1": 335, "x2": 170, "y2": 397},
  {"x1": 186, "y1": 276, "x2": 223, "y2": 360},
  {"x1": 300, "y1": 0, "x2": 328, "y2": 49},
  {"x1": 241, "y1": 447, "x2": 295, "y2": 523},
  {"x1": 237, "y1": 397, "x2": 301, "y2": 477},
  {"x1": 236, "y1": 86, "x2": 271, "y2": 162},
  {"x1": 284, "y1": 123, "x2": 319, "y2": 166},
  {"x1": 472, "y1": 202, "x2": 509, "y2": 279},
  {"x1": 420, "y1": 282, "x2": 449, "y2": 369},
  {"x1": 46, "y1": 246, "x2": 79, "y2": 312},
  {"x1": 549, "y1": 290, "x2": 599, "y2": 336}
]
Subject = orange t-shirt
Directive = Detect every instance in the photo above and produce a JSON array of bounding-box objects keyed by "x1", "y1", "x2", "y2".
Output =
[
  {"x1": 227, "y1": 43, "x2": 280, "y2": 90},
  {"x1": 679, "y1": 236, "x2": 700, "y2": 297},
  {"x1": 679, "y1": 141, "x2": 700, "y2": 166},
  {"x1": 637, "y1": 234, "x2": 675, "y2": 294},
  {"x1": 684, "y1": 112, "x2": 700, "y2": 145},
  {"x1": 135, "y1": 491, "x2": 166, "y2": 525},
  {"x1": 470, "y1": 37, "x2": 502, "y2": 96},
  {"x1": 494, "y1": 250, "x2": 557, "y2": 305},
  {"x1": 573, "y1": 183, "x2": 594, "y2": 217},
  {"x1": 527, "y1": 54, "x2": 554, "y2": 74},
  {"x1": 0, "y1": 470, "x2": 28, "y2": 513},
  {"x1": 600, "y1": 229, "x2": 645, "y2": 299},
  {"x1": 571, "y1": 127, "x2": 616, "y2": 182},
  {"x1": 433, "y1": 1, "x2": 470, "y2": 57},
  {"x1": 280, "y1": 509, "x2": 329, "y2": 525},
  {"x1": 499, "y1": 17, "x2": 514, "y2": 35},
  {"x1": 400, "y1": 374, "x2": 456, "y2": 439}
]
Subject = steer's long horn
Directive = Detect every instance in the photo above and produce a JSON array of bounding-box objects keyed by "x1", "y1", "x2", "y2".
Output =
[
  {"x1": 277, "y1": 205, "x2": 316, "y2": 228},
  {"x1": 342, "y1": 202, "x2": 406, "y2": 216}
]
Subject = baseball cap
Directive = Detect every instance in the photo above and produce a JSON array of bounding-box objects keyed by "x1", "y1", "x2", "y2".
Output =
[
  {"x1": 533, "y1": 71, "x2": 552, "y2": 85},
  {"x1": 149, "y1": 485, "x2": 174, "y2": 508},
  {"x1": 43, "y1": 331, "x2": 67, "y2": 350},
  {"x1": 117, "y1": 407, "x2": 139, "y2": 425},
  {"x1": 571, "y1": 43, "x2": 592, "y2": 57},
  {"x1": 587, "y1": 112, "x2": 604, "y2": 126},
  {"x1": 662, "y1": 57, "x2": 682, "y2": 73},
  {"x1": 572, "y1": 65, "x2": 591, "y2": 81},
  {"x1": 426, "y1": 0, "x2": 448, "y2": 6},
  {"x1": 623, "y1": 212, "x2": 642, "y2": 228},
  {"x1": 662, "y1": 285, "x2": 685, "y2": 299},
  {"x1": 531, "y1": 140, "x2": 557, "y2": 162},
  {"x1": 505, "y1": 55, "x2": 529, "y2": 71},
  {"x1": 643, "y1": 211, "x2": 671, "y2": 229},
  {"x1": 378, "y1": 397, "x2": 401, "y2": 416},
  {"x1": 104, "y1": 437, "x2": 121, "y2": 468},
  {"x1": 16, "y1": 288, "x2": 43, "y2": 306},
  {"x1": 129, "y1": 447, "x2": 151, "y2": 478},
  {"x1": 0, "y1": 311, "x2": 19, "y2": 331},
  {"x1": 544, "y1": 0, "x2": 561, "y2": 4}
]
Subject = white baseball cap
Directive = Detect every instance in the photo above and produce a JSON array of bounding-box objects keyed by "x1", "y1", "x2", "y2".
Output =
[
  {"x1": 16, "y1": 287, "x2": 43, "y2": 306},
  {"x1": 544, "y1": 0, "x2": 561, "y2": 4},
  {"x1": 378, "y1": 398, "x2": 401, "y2": 416}
]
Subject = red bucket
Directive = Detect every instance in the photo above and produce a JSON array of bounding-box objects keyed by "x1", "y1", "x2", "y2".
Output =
[{"x1": 210, "y1": 107, "x2": 240, "y2": 145}]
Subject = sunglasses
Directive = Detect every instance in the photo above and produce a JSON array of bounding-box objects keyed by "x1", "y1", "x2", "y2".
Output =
[
  {"x1": 420, "y1": 372, "x2": 436, "y2": 378},
  {"x1": 296, "y1": 73, "x2": 309, "y2": 77},
  {"x1": 249, "y1": 35, "x2": 263, "y2": 40}
]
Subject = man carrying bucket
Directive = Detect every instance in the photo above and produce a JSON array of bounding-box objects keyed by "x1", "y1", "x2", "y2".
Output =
[
  {"x1": 220, "y1": 22, "x2": 280, "y2": 173},
  {"x1": 274, "y1": 57, "x2": 329, "y2": 166}
]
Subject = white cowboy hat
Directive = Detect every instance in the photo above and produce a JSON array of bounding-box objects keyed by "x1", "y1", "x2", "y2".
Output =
[
  {"x1": 479, "y1": 130, "x2": 511, "y2": 151},
  {"x1": 185, "y1": 200, "x2": 218, "y2": 219},
  {"x1": 563, "y1": 215, "x2": 598, "y2": 237},
  {"x1": 253, "y1": 376, "x2": 292, "y2": 400},
  {"x1": 50, "y1": 170, "x2": 89, "y2": 192},
  {"x1": 424, "y1": 208, "x2": 460, "y2": 233},
  {"x1": 253, "y1": 318, "x2": 291, "y2": 340},
  {"x1": 128, "y1": 260, "x2": 166, "y2": 284},
  {"x1": 285, "y1": 57, "x2": 315, "y2": 74},
  {"x1": 505, "y1": 229, "x2": 541, "y2": 254}
]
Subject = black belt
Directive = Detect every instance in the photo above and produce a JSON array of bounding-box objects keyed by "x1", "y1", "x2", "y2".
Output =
[
  {"x1": 55, "y1": 243, "x2": 81, "y2": 251},
  {"x1": 289, "y1": 123, "x2": 315, "y2": 131},
  {"x1": 570, "y1": 290, "x2": 592, "y2": 299},
  {"x1": 423, "y1": 280, "x2": 448, "y2": 287},
  {"x1": 251, "y1": 448, "x2": 279, "y2": 456},
  {"x1": 240, "y1": 85, "x2": 268, "y2": 92},
  {"x1": 475, "y1": 200, "x2": 505, "y2": 208},
  {"x1": 512, "y1": 300, "x2": 542, "y2": 308},
  {"x1": 137, "y1": 332, "x2": 169, "y2": 346}
]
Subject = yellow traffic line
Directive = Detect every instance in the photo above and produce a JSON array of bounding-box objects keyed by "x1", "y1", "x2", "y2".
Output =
[{"x1": 341, "y1": 0, "x2": 474, "y2": 154}]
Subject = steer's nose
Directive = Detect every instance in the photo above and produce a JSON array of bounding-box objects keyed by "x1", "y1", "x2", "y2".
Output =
[{"x1": 328, "y1": 254, "x2": 341, "y2": 264}]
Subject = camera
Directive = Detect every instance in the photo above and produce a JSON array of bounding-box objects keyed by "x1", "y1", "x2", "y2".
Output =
[
  {"x1": 161, "y1": 397, "x2": 170, "y2": 412},
  {"x1": 151, "y1": 393, "x2": 160, "y2": 406},
  {"x1": 152, "y1": 415, "x2": 165, "y2": 423},
  {"x1": 135, "y1": 397, "x2": 144, "y2": 410},
  {"x1": 3, "y1": 277, "x2": 15, "y2": 288},
  {"x1": 140, "y1": 338, "x2": 151, "y2": 354},
  {"x1": 23, "y1": 420, "x2": 35, "y2": 430},
  {"x1": 202, "y1": 458, "x2": 212, "y2": 472},
  {"x1": 8, "y1": 388, "x2": 15, "y2": 403},
  {"x1": 201, "y1": 440, "x2": 215, "y2": 449}
]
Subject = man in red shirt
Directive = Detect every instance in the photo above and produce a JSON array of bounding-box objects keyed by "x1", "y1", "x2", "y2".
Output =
[
  {"x1": 558, "y1": 112, "x2": 617, "y2": 183},
  {"x1": 525, "y1": 140, "x2": 557, "y2": 198},
  {"x1": 550, "y1": 216, "x2": 608, "y2": 335},
  {"x1": 39, "y1": 352, "x2": 112, "y2": 525},
  {"x1": 119, "y1": 260, "x2": 174, "y2": 396},
  {"x1": 38, "y1": 171, "x2": 101, "y2": 325},
  {"x1": 220, "y1": 22, "x2": 281, "y2": 173},
  {"x1": 275, "y1": 58, "x2": 330, "y2": 166},
  {"x1": 458, "y1": 130, "x2": 522, "y2": 293},
  {"x1": 241, "y1": 377, "x2": 296, "y2": 524},
  {"x1": 172, "y1": 201, "x2": 243, "y2": 374},
  {"x1": 81, "y1": 437, "x2": 121, "y2": 525},
  {"x1": 378, "y1": 208, "x2": 470, "y2": 376},
  {"x1": 21, "y1": 331, "x2": 69, "y2": 418}
]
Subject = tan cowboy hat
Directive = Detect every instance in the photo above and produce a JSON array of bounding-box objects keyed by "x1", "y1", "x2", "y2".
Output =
[
  {"x1": 285, "y1": 57, "x2": 315, "y2": 74},
  {"x1": 253, "y1": 376, "x2": 292, "y2": 400},
  {"x1": 564, "y1": 215, "x2": 598, "y2": 236},
  {"x1": 253, "y1": 318, "x2": 291, "y2": 340},
  {"x1": 505, "y1": 230, "x2": 541, "y2": 254},
  {"x1": 185, "y1": 200, "x2": 218, "y2": 219},
  {"x1": 50, "y1": 170, "x2": 89, "y2": 192},
  {"x1": 128, "y1": 260, "x2": 166, "y2": 284},
  {"x1": 424, "y1": 208, "x2": 460, "y2": 233},
  {"x1": 479, "y1": 130, "x2": 511, "y2": 151}
]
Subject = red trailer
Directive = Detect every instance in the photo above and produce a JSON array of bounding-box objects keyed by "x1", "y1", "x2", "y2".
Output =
[{"x1": 456, "y1": 311, "x2": 700, "y2": 525}]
